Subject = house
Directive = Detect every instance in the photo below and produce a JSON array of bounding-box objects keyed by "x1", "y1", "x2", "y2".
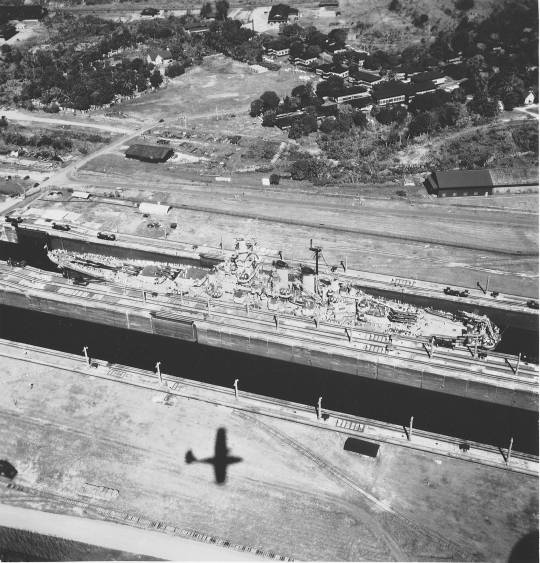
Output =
[
  {"x1": 268, "y1": 4, "x2": 299, "y2": 26},
  {"x1": 315, "y1": 64, "x2": 348, "y2": 79},
  {"x1": 330, "y1": 86, "x2": 369, "y2": 104},
  {"x1": 349, "y1": 96, "x2": 373, "y2": 113},
  {"x1": 372, "y1": 82, "x2": 409, "y2": 105},
  {"x1": 411, "y1": 70, "x2": 447, "y2": 86},
  {"x1": 524, "y1": 91, "x2": 536, "y2": 105},
  {"x1": 184, "y1": 23, "x2": 210, "y2": 35},
  {"x1": 293, "y1": 54, "x2": 319, "y2": 66},
  {"x1": 319, "y1": 0, "x2": 339, "y2": 6},
  {"x1": 274, "y1": 110, "x2": 305, "y2": 130},
  {"x1": 348, "y1": 69, "x2": 384, "y2": 87},
  {"x1": 408, "y1": 80, "x2": 437, "y2": 99},
  {"x1": 266, "y1": 39, "x2": 289, "y2": 57},
  {"x1": 125, "y1": 144, "x2": 174, "y2": 163},
  {"x1": 141, "y1": 7, "x2": 160, "y2": 17},
  {"x1": 317, "y1": 100, "x2": 338, "y2": 116},
  {"x1": 424, "y1": 169, "x2": 493, "y2": 197},
  {"x1": 146, "y1": 49, "x2": 172, "y2": 66}
]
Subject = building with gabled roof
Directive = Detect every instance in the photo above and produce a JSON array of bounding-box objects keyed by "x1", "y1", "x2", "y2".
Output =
[
  {"x1": 268, "y1": 4, "x2": 299, "y2": 26},
  {"x1": 125, "y1": 144, "x2": 174, "y2": 163},
  {"x1": 424, "y1": 169, "x2": 493, "y2": 197},
  {"x1": 372, "y1": 82, "x2": 409, "y2": 105}
]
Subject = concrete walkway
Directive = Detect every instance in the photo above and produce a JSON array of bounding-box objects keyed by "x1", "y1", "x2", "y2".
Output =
[{"x1": 0, "y1": 503, "x2": 259, "y2": 560}]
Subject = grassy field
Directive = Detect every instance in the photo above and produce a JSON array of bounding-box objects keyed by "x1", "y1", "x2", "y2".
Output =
[{"x1": 113, "y1": 55, "x2": 307, "y2": 122}]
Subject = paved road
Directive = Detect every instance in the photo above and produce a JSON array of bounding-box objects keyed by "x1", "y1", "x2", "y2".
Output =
[{"x1": 0, "y1": 503, "x2": 258, "y2": 560}]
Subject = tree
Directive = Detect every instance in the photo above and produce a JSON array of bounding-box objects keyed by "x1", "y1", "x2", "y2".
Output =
[
  {"x1": 288, "y1": 40, "x2": 304, "y2": 59},
  {"x1": 502, "y1": 90, "x2": 523, "y2": 111},
  {"x1": 260, "y1": 90, "x2": 280, "y2": 111},
  {"x1": 0, "y1": 116, "x2": 8, "y2": 128},
  {"x1": 352, "y1": 110, "x2": 368, "y2": 128},
  {"x1": 408, "y1": 111, "x2": 438, "y2": 137},
  {"x1": 467, "y1": 96, "x2": 500, "y2": 118},
  {"x1": 388, "y1": 0, "x2": 401, "y2": 11},
  {"x1": 250, "y1": 98, "x2": 264, "y2": 117},
  {"x1": 288, "y1": 121, "x2": 303, "y2": 139},
  {"x1": 290, "y1": 157, "x2": 326, "y2": 181},
  {"x1": 300, "y1": 112, "x2": 318, "y2": 135},
  {"x1": 438, "y1": 102, "x2": 466, "y2": 127},
  {"x1": 200, "y1": 1, "x2": 213, "y2": 18},
  {"x1": 215, "y1": 0, "x2": 229, "y2": 21},
  {"x1": 319, "y1": 117, "x2": 336, "y2": 133},
  {"x1": 261, "y1": 110, "x2": 277, "y2": 127},
  {"x1": 335, "y1": 104, "x2": 354, "y2": 132},
  {"x1": 150, "y1": 69, "x2": 163, "y2": 88},
  {"x1": 328, "y1": 28, "x2": 347, "y2": 47},
  {"x1": 165, "y1": 63, "x2": 185, "y2": 78},
  {"x1": 316, "y1": 75, "x2": 344, "y2": 98},
  {"x1": 375, "y1": 105, "x2": 408, "y2": 125},
  {"x1": 455, "y1": 0, "x2": 474, "y2": 10},
  {"x1": 269, "y1": 173, "x2": 280, "y2": 185}
]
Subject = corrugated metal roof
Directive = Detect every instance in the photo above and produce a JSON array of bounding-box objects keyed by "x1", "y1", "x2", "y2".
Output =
[{"x1": 434, "y1": 169, "x2": 493, "y2": 190}]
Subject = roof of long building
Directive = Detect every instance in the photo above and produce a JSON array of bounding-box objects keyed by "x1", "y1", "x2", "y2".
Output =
[
  {"x1": 125, "y1": 144, "x2": 174, "y2": 161},
  {"x1": 433, "y1": 169, "x2": 493, "y2": 190}
]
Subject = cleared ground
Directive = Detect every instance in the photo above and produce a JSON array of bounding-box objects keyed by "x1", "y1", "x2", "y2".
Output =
[
  {"x1": 0, "y1": 354, "x2": 537, "y2": 561},
  {"x1": 112, "y1": 55, "x2": 308, "y2": 123}
]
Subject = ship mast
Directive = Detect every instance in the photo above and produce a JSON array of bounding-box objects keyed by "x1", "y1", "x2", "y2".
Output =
[{"x1": 309, "y1": 239, "x2": 323, "y2": 294}]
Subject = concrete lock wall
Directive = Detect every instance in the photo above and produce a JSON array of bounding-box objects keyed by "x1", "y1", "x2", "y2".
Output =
[{"x1": 0, "y1": 287, "x2": 536, "y2": 411}]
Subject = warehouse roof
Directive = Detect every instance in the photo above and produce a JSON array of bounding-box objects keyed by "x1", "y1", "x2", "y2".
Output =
[
  {"x1": 433, "y1": 169, "x2": 493, "y2": 190},
  {"x1": 125, "y1": 144, "x2": 173, "y2": 162}
]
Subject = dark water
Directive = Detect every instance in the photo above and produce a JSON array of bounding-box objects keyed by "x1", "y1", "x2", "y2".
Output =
[{"x1": 0, "y1": 305, "x2": 538, "y2": 455}]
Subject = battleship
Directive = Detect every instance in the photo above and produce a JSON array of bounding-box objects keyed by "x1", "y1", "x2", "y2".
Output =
[{"x1": 47, "y1": 237, "x2": 501, "y2": 350}]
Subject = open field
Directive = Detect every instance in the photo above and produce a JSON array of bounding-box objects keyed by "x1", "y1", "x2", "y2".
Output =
[
  {"x1": 112, "y1": 55, "x2": 308, "y2": 121},
  {"x1": 0, "y1": 352, "x2": 537, "y2": 561}
]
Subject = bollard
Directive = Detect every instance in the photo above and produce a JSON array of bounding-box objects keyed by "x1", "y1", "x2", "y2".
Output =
[
  {"x1": 409, "y1": 416, "x2": 414, "y2": 441},
  {"x1": 506, "y1": 436, "x2": 513, "y2": 465},
  {"x1": 233, "y1": 378, "x2": 239, "y2": 399},
  {"x1": 317, "y1": 396, "x2": 322, "y2": 421},
  {"x1": 82, "y1": 346, "x2": 90, "y2": 365},
  {"x1": 155, "y1": 361, "x2": 162, "y2": 384}
]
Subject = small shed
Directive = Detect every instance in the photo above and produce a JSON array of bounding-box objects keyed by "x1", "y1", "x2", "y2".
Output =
[{"x1": 125, "y1": 144, "x2": 174, "y2": 163}]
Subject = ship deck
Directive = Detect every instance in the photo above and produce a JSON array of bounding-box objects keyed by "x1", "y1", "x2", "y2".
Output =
[{"x1": 1, "y1": 262, "x2": 537, "y2": 399}]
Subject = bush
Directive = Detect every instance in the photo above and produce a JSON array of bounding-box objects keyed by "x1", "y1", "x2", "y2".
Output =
[
  {"x1": 165, "y1": 63, "x2": 185, "y2": 78},
  {"x1": 269, "y1": 173, "x2": 280, "y2": 185},
  {"x1": 409, "y1": 111, "x2": 438, "y2": 137}
]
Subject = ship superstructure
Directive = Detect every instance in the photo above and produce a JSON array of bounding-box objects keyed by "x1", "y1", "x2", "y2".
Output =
[{"x1": 48, "y1": 238, "x2": 501, "y2": 350}]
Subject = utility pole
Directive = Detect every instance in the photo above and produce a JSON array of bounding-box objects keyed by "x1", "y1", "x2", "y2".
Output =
[
  {"x1": 82, "y1": 346, "x2": 90, "y2": 365},
  {"x1": 233, "y1": 378, "x2": 239, "y2": 399},
  {"x1": 317, "y1": 396, "x2": 322, "y2": 420},
  {"x1": 409, "y1": 416, "x2": 414, "y2": 441},
  {"x1": 155, "y1": 361, "x2": 162, "y2": 384}
]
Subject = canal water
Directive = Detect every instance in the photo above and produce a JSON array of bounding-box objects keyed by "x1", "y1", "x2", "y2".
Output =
[{"x1": 0, "y1": 305, "x2": 537, "y2": 455}]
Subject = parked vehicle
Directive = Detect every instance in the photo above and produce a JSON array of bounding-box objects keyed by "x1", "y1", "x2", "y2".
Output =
[
  {"x1": 527, "y1": 300, "x2": 539, "y2": 309},
  {"x1": 444, "y1": 287, "x2": 469, "y2": 297},
  {"x1": 97, "y1": 232, "x2": 116, "y2": 241},
  {"x1": 52, "y1": 222, "x2": 70, "y2": 231}
]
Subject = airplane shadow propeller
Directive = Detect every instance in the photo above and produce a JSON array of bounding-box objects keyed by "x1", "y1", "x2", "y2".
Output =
[{"x1": 185, "y1": 427, "x2": 242, "y2": 484}]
